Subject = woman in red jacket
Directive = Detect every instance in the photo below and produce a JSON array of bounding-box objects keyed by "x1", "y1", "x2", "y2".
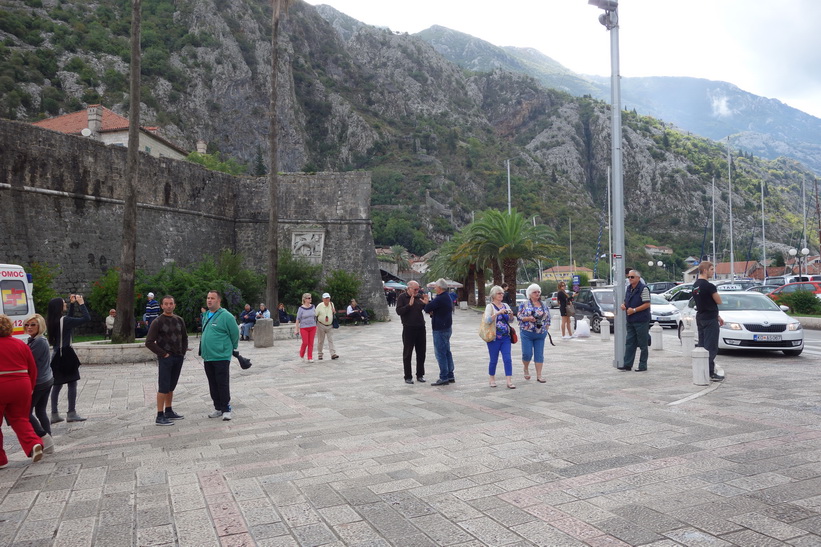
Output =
[{"x1": 0, "y1": 315, "x2": 43, "y2": 467}]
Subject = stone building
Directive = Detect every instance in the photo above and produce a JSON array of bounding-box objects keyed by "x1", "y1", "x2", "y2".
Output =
[{"x1": 0, "y1": 119, "x2": 388, "y2": 319}]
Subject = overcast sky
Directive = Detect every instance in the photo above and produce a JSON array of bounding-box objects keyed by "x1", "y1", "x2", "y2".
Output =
[{"x1": 304, "y1": 0, "x2": 821, "y2": 119}]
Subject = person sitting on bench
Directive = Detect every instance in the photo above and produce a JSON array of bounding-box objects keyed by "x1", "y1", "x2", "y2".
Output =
[{"x1": 346, "y1": 299, "x2": 369, "y2": 325}]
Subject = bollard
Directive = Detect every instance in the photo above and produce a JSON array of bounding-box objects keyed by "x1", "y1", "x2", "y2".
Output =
[
  {"x1": 680, "y1": 329, "x2": 694, "y2": 367},
  {"x1": 459, "y1": 301, "x2": 468, "y2": 311},
  {"x1": 691, "y1": 347, "x2": 710, "y2": 385},
  {"x1": 254, "y1": 318, "x2": 274, "y2": 348},
  {"x1": 650, "y1": 321, "x2": 663, "y2": 351},
  {"x1": 600, "y1": 318, "x2": 610, "y2": 341}
]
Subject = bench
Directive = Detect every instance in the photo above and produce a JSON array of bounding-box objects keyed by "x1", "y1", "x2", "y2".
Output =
[{"x1": 335, "y1": 310, "x2": 353, "y2": 325}]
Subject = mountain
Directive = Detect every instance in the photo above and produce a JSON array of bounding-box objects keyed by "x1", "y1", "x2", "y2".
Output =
[
  {"x1": 0, "y1": 0, "x2": 816, "y2": 267},
  {"x1": 416, "y1": 25, "x2": 821, "y2": 175}
]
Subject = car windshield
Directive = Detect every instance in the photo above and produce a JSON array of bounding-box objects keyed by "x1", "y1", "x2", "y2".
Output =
[
  {"x1": 718, "y1": 293, "x2": 782, "y2": 311},
  {"x1": 650, "y1": 294, "x2": 669, "y2": 305},
  {"x1": 594, "y1": 291, "x2": 615, "y2": 305}
]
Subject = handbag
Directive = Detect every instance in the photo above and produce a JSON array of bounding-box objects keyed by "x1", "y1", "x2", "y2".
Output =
[
  {"x1": 51, "y1": 345, "x2": 81, "y2": 376},
  {"x1": 332, "y1": 316, "x2": 340, "y2": 329},
  {"x1": 479, "y1": 315, "x2": 496, "y2": 342},
  {"x1": 566, "y1": 302, "x2": 576, "y2": 316},
  {"x1": 510, "y1": 325, "x2": 518, "y2": 344}
]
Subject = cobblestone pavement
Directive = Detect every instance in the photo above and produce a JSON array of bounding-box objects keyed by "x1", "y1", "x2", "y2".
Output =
[{"x1": 2, "y1": 308, "x2": 821, "y2": 546}]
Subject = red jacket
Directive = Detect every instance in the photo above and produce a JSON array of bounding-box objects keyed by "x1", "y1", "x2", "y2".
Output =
[{"x1": 0, "y1": 336, "x2": 37, "y2": 388}]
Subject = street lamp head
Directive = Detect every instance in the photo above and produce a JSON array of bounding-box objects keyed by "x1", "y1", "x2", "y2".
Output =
[
  {"x1": 801, "y1": 248, "x2": 810, "y2": 256},
  {"x1": 588, "y1": 0, "x2": 618, "y2": 10},
  {"x1": 647, "y1": 261, "x2": 654, "y2": 267},
  {"x1": 657, "y1": 261, "x2": 663, "y2": 267},
  {"x1": 789, "y1": 248, "x2": 797, "y2": 257}
]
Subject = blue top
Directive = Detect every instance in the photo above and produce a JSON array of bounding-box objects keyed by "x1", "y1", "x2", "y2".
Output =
[
  {"x1": 484, "y1": 303, "x2": 512, "y2": 340},
  {"x1": 145, "y1": 299, "x2": 160, "y2": 321},
  {"x1": 423, "y1": 291, "x2": 453, "y2": 331},
  {"x1": 296, "y1": 305, "x2": 316, "y2": 328},
  {"x1": 517, "y1": 299, "x2": 550, "y2": 334},
  {"x1": 624, "y1": 282, "x2": 651, "y2": 323}
]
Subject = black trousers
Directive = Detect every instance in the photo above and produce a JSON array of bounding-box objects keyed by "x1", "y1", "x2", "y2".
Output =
[
  {"x1": 402, "y1": 326, "x2": 426, "y2": 380},
  {"x1": 203, "y1": 360, "x2": 231, "y2": 412}
]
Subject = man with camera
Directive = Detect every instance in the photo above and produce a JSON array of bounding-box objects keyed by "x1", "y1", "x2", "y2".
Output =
[
  {"x1": 424, "y1": 279, "x2": 455, "y2": 386},
  {"x1": 396, "y1": 280, "x2": 428, "y2": 384},
  {"x1": 145, "y1": 295, "x2": 189, "y2": 426}
]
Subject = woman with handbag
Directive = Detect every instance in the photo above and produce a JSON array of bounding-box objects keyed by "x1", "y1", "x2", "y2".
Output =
[
  {"x1": 517, "y1": 284, "x2": 550, "y2": 384},
  {"x1": 24, "y1": 314, "x2": 55, "y2": 453},
  {"x1": 47, "y1": 295, "x2": 90, "y2": 423},
  {"x1": 557, "y1": 282, "x2": 575, "y2": 340},
  {"x1": 483, "y1": 285, "x2": 515, "y2": 389},
  {"x1": 0, "y1": 314, "x2": 44, "y2": 466}
]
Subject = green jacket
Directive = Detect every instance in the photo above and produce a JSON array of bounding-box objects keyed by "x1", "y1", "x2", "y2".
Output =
[{"x1": 200, "y1": 308, "x2": 239, "y2": 361}]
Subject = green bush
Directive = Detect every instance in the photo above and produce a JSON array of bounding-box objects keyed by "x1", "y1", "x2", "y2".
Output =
[
  {"x1": 778, "y1": 291, "x2": 821, "y2": 315},
  {"x1": 26, "y1": 261, "x2": 60, "y2": 318},
  {"x1": 323, "y1": 270, "x2": 361, "y2": 312},
  {"x1": 277, "y1": 250, "x2": 322, "y2": 309}
]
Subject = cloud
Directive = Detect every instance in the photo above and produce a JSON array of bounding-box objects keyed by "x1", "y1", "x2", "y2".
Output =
[{"x1": 709, "y1": 94, "x2": 734, "y2": 118}]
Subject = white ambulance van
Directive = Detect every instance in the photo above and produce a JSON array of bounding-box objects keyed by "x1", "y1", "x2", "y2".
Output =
[{"x1": 0, "y1": 264, "x2": 35, "y2": 340}]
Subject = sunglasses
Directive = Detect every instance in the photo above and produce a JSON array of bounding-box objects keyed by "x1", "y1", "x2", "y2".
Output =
[
  {"x1": 627, "y1": 276, "x2": 637, "y2": 279},
  {"x1": 23, "y1": 322, "x2": 37, "y2": 327}
]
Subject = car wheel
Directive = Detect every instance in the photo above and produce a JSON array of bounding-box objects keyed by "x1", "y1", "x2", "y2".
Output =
[
  {"x1": 591, "y1": 316, "x2": 601, "y2": 334},
  {"x1": 783, "y1": 348, "x2": 803, "y2": 356}
]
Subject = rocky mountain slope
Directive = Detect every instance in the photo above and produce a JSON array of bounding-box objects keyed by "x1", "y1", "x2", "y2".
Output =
[
  {"x1": 417, "y1": 24, "x2": 821, "y2": 176},
  {"x1": 0, "y1": 0, "x2": 816, "y2": 266}
]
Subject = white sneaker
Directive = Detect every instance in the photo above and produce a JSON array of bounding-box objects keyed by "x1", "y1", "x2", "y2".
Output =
[
  {"x1": 562, "y1": 335, "x2": 571, "y2": 340},
  {"x1": 208, "y1": 410, "x2": 223, "y2": 418},
  {"x1": 31, "y1": 444, "x2": 43, "y2": 463},
  {"x1": 222, "y1": 411, "x2": 232, "y2": 421},
  {"x1": 307, "y1": 358, "x2": 315, "y2": 362}
]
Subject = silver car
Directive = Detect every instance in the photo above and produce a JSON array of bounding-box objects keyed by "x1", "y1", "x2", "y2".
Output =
[{"x1": 679, "y1": 291, "x2": 803, "y2": 356}]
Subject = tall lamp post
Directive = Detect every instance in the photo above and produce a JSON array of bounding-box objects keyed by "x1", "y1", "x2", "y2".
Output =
[
  {"x1": 648, "y1": 260, "x2": 665, "y2": 280},
  {"x1": 589, "y1": 0, "x2": 625, "y2": 368},
  {"x1": 789, "y1": 247, "x2": 810, "y2": 279}
]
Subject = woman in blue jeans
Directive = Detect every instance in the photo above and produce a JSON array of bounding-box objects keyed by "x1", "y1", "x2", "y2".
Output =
[
  {"x1": 517, "y1": 283, "x2": 550, "y2": 384},
  {"x1": 483, "y1": 285, "x2": 515, "y2": 389}
]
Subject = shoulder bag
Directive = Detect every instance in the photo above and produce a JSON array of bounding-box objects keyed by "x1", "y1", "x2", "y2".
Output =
[
  {"x1": 566, "y1": 301, "x2": 576, "y2": 317},
  {"x1": 479, "y1": 310, "x2": 496, "y2": 342}
]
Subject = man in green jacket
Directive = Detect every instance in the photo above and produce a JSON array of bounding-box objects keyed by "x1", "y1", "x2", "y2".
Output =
[{"x1": 200, "y1": 290, "x2": 239, "y2": 420}]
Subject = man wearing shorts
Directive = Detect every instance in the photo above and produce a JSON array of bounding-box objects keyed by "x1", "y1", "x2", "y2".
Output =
[{"x1": 145, "y1": 295, "x2": 189, "y2": 426}]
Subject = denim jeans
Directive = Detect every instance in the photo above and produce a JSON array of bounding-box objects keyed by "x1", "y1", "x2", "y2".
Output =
[
  {"x1": 520, "y1": 329, "x2": 547, "y2": 363},
  {"x1": 487, "y1": 336, "x2": 512, "y2": 376},
  {"x1": 696, "y1": 315, "x2": 720, "y2": 375},
  {"x1": 432, "y1": 328, "x2": 455, "y2": 381},
  {"x1": 624, "y1": 321, "x2": 650, "y2": 370}
]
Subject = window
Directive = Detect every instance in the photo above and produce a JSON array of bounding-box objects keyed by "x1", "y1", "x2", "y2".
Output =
[{"x1": 0, "y1": 280, "x2": 30, "y2": 316}]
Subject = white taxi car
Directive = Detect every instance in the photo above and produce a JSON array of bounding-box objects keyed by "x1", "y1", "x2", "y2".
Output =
[
  {"x1": 650, "y1": 293, "x2": 680, "y2": 328},
  {"x1": 679, "y1": 290, "x2": 803, "y2": 356}
]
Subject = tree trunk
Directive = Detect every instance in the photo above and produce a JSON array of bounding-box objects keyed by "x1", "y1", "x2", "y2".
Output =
[
  {"x1": 465, "y1": 264, "x2": 475, "y2": 306},
  {"x1": 491, "y1": 259, "x2": 502, "y2": 287},
  {"x1": 476, "y1": 266, "x2": 486, "y2": 307},
  {"x1": 266, "y1": 1, "x2": 285, "y2": 325},
  {"x1": 113, "y1": 0, "x2": 141, "y2": 344},
  {"x1": 503, "y1": 258, "x2": 517, "y2": 302}
]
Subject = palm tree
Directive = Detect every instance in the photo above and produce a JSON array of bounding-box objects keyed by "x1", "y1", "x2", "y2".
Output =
[
  {"x1": 427, "y1": 236, "x2": 473, "y2": 303},
  {"x1": 469, "y1": 209, "x2": 560, "y2": 303},
  {"x1": 389, "y1": 245, "x2": 411, "y2": 273},
  {"x1": 113, "y1": 0, "x2": 141, "y2": 343},
  {"x1": 266, "y1": 0, "x2": 293, "y2": 326}
]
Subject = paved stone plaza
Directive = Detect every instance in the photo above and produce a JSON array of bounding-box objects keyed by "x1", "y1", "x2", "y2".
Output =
[{"x1": 2, "y1": 308, "x2": 821, "y2": 546}]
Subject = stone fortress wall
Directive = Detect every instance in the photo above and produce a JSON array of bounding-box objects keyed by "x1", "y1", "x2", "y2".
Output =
[{"x1": 0, "y1": 119, "x2": 388, "y2": 319}]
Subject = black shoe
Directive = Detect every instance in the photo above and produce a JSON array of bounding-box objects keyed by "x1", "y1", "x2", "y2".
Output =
[
  {"x1": 620, "y1": 368, "x2": 632, "y2": 372},
  {"x1": 404, "y1": 379, "x2": 414, "y2": 384},
  {"x1": 448, "y1": 378, "x2": 455, "y2": 383},
  {"x1": 431, "y1": 379, "x2": 449, "y2": 386},
  {"x1": 155, "y1": 416, "x2": 174, "y2": 426},
  {"x1": 710, "y1": 374, "x2": 725, "y2": 382},
  {"x1": 635, "y1": 369, "x2": 647, "y2": 372},
  {"x1": 417, "y1": 377, "x2": 426, "y2": 383},
  {"x1": 164, "y1": 410, "x2": 184, "y2": 420}
]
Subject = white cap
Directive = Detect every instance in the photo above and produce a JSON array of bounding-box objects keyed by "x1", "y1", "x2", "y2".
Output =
[
  {"x1": 322, "y1": 293, "x2": 331, "y2": 299},
  {"x1": 147, "y1": 292, "x2": 155, "y2": 298}
]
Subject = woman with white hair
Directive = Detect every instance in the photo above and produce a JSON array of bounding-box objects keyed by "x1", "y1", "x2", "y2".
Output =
[
  {"x1": 483, "y1": 285, "x2": 515, "y2": 388},
  {"x1": 517, "y1": 284, "x2": 550, "y2": 383}
]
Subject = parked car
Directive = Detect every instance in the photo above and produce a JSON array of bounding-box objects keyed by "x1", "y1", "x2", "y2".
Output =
[
  {"x1": 573, "y1": 287, "x2": 615, "y2": 333},
  {"x1": 649, "y1": 293, "x2": 680, "y2": 328},
  {"x1": 764, "y1": 275, "x2": 809, "y2": 286},
  {"x1": 547, "y1": 291, "x2": 560, "y2": 308},
  {"x1": 678, "y1": 291, "x2": 803, "y2": 356},
  {"x1": 662, "y1": 283, "x2": 694, "y2": 310},
  {"x1": 747, "y1": 285, "x2": 781, "y2": 296},
  {"x1": 647, "y1": 281, "x2": 679, "y2": 294},
  {"x1": 768, "y1": 281, "x2": 821, "y2": 303}
]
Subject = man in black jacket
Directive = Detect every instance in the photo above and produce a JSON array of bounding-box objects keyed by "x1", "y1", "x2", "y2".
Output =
[{"x1": 396, "y1": 281, "x2": 428, "y2": 384}]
